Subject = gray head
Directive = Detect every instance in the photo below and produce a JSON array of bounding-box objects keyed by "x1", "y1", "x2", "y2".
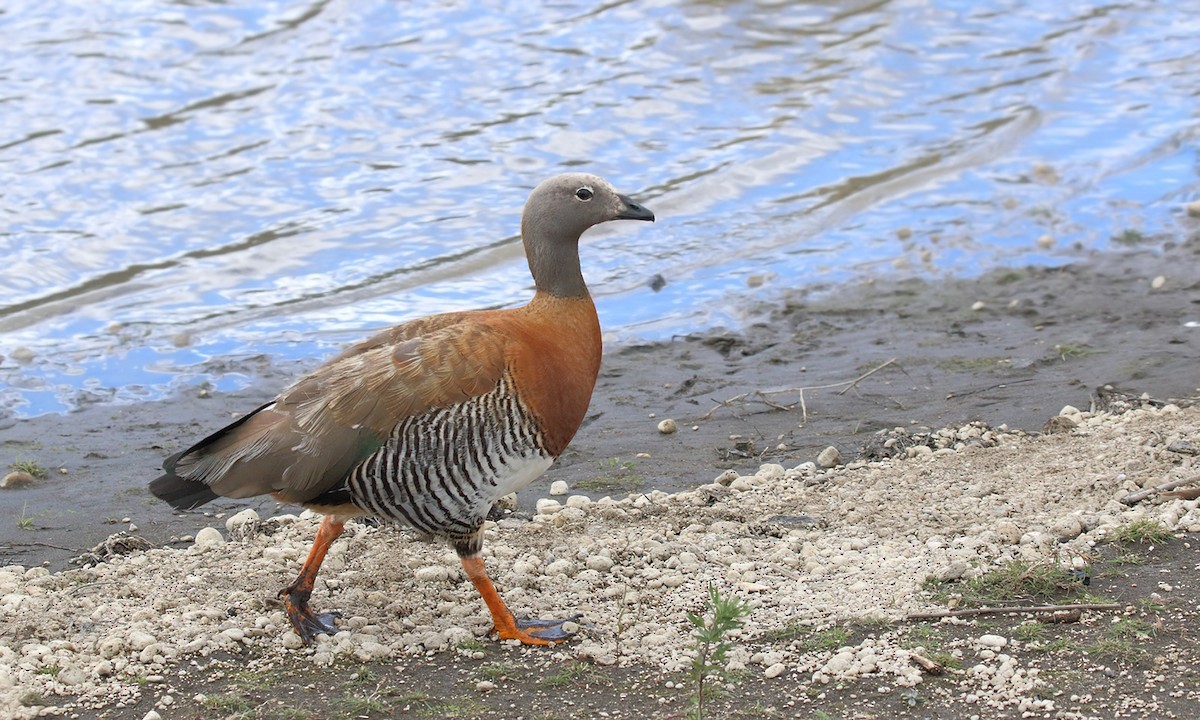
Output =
[{"x1": 521, "y1": 173, "x2": 654, "y2": 298}]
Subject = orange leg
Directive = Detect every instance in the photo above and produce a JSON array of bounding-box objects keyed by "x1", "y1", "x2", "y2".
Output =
[
  {"x1": 460, "y1": 554, "x2": 578, "y2": 645},
  {"x1": 279, "y1": 515, "x2": 345, "y2": 644}
]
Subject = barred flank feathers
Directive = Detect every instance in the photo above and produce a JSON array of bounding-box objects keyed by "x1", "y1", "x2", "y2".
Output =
[{"x1": 349, "y1": 375, "x2": 550, "y2": 538}]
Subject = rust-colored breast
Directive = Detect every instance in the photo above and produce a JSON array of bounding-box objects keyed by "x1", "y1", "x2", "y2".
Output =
[{"x1": 492, "y1": 293, "x2": 602, "y2": 457}]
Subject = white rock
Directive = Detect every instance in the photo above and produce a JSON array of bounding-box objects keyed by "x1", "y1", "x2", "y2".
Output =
[
  {"x1": 1150, "y1": 275, "x2": 1165, "y2": 290},
  {"x1": 193, "y1": 527, "x2": 224, "y2": 547},
  {"x1": 585, "y1": 555, "x2": 613, "y2": 572},
  {"x1": 545, "y1": 559, "x2": 574, "y2": 576},
  {"x1": 476, "y1": 680, "x2": 496, "y2": 692},
  {"x1": 143, "y1": 711, "x2": 163, "y2": 720},
  {"x1": 994, "y1": 521, "x2": 1021, "y2": 544},
  {"x1": 817, "y1": 446, "x2": 842, "y2": 468},
  {"x1": 756, "y1": 464, "x2": 785, "y2": 483},
  {"x1": 565, "y1": 495, "x2": 591, "y2": 509},
  {"x1": 977, "y1": 634, "x2": 1008, "y2": 649},
  {"x1": 225, "y1": 508, "x2": 260, "y2": 533},
  {"x1": 57, "y1": 667, "x2": 87, "y2": 686},
  {"x1": 128, "y1": 630, "x2": 156, "y2": 651},
  {"x1": 549, "y1": 481, "x2": 569, "y2": 496},
  {"x1": 536, "y1": 498, "x2": 562, "y2": 515},
  {"x1": 414, "y1": 566, "x2": 449, "y2": 583},
  {"x1": 657, "y1": 418, "x2": 678, "y2": 434},
  {"x1": 1052, "y1": 515, "x2": 1083, "y2": 541},
  {"x1": 764, "y1": 662, "x2": 786, "y2": 679}
]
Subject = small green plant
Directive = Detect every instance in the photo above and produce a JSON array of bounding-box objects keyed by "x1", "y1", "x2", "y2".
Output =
[
  {"x1": 229, "y1": 668, "x2": 278, "y2": 691},
  {"x1": 686, "y1": 585, "x2": 751, "y2": 720},
  {"x1": 456, "y1": 637, "x2": 487, "y2": 653},
  {"x1": 1053, "y1": 343, "x2": 1102, "y2": 361},
  {"x1": 928, "y1": 558, "x2": 1083, "y2": 607},
  {"x1": 340, "y1": 696, "x2": 391, "y2": 715},
  {"x1": 600, "y1": 457, "x2": 636, "y2": 471},
  {"x1": 899, "y1": 687, "x2": 923, "y2": 707},
  {"x1": 201, "y1": 693, "x2": 254, "y2": 715},
  {"x1": 337, "y1": 693, "x2": 390, "y2": 715},
  {"x1": 8, "y1": 458, "x2": 47, "y2": 479},
  {"x1": 1013, "y1": 623, "x2": 1047, "y2": 643},
  {"x1": 760, "y1": 621, "x2": 809, "y2": 642},
  {"x1": 17, "y1": 502, "x2": 34, "y2": 531},
  {"x1": 346, "y1": 665, "x2": 377, "y2": 686},
  {"x1": 803, "y1": 625, "x2": 851, "y2": 653},
  {"x1": 1109, "y1": 519, "x2": 1173, "y2": 545},
  {"x1": 1107, "y1": 616, "x2": 1156, "y2": 641},
  {"x1": 538, "y1": 661, "x2": 607, "y2": 688}
]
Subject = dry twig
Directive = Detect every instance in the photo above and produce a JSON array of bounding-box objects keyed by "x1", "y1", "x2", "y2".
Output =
[
  {"x1": 909, "y1": 653, "x2": 945, "y2": 675},
  {"x1": 1119, "y1": 474, "x2": 1200, "y2": 506},
  {"x1": 700, "y1": 358, "x2": 898, "y2": 424}
]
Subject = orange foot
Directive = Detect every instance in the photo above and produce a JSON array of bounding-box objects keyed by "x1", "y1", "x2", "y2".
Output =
[
  {"x1": 278, "y1": 583, "x2": 340, "y2": 644},
  {"x1": 494, "y1": 613, "x2": 584, "y2": 645}
]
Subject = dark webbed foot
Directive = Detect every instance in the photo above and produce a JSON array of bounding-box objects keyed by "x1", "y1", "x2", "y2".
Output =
[
  {"x1": 509, "y1": 613, "x2": 585, "y2": 643},
  {"x1": 278, "y1": 582, "x2": 340, "y2": 643}
]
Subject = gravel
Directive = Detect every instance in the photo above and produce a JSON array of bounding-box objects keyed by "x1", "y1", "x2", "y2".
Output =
[{"x1": 1, "y1": 403, "x2": 1198, "y2": 717}]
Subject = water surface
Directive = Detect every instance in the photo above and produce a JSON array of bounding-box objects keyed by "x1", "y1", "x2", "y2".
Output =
[{"x1": 2, "y1": 0, "x2": 1197, "y2": 416}]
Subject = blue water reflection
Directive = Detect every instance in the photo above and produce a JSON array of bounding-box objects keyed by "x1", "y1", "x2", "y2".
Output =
[{"x1": 1, "y1": 0, "x2": 1197, "y2": 417}]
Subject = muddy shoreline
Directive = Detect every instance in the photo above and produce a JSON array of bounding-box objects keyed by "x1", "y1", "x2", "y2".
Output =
[{"x1": 1, "y1": 237, "x2": 1197, "y2": 569}]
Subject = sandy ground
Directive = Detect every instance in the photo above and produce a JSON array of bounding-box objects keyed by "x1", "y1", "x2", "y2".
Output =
[{"x1": 0, "y1": 236, "x2": 1198, "y2": 718}]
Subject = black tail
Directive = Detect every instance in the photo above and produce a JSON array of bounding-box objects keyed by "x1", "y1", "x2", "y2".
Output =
[
  {"x1": 149, "y1": 467, "x2": 220, "y2": 511},
  {"x1": 148, "y1": 400, "x2": 276, "y2": 511}
]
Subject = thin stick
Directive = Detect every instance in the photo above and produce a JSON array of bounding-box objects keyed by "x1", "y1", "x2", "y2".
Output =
[
  {"x1": 700, "y1": 358, "x2": 898, "y2": 422},
  {"x1": 1119, "y1": 474, "x2": 1200, "y2": 506},
  {"x1": 909, "y1": 653, "x2": 945, "y2": 675},
  {"x1": 944, "y1": 377, "x2": 1034, "y2": 400},
  {"x1": 907, "y1": 602, "x2": 1119, "y2": 620},
  {"x1": 835, "y1": 358, "x2": 897, "y2": 396}
]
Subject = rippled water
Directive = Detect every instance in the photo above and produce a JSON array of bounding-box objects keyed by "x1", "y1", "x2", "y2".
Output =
[{"x1": 2, "y1": 0, "x2": 1197, "y2": 417}]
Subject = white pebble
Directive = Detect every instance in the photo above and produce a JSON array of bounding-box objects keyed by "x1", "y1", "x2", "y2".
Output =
[
  {"x1": 143, "y1": 711, "x2": 162, "y2": 720},
  {"x1": 536, "y1": 498, "x2": 562, "y2": 515},
  {"x1": 585, "y1": 555, "x2": 614, "y2": 572},
  {"x1": 193, "y1": 527, "x2": 224, "y2": 547},
  {"x1": 765, "y1": 662, "x2": 786, "y2": 679},
  {"x1": 549, "y1": 480, "x2": 569, "y2": 496},
  {"x1": 657, "y1": 418, "x2": 677, "y2": 434},
  {"x1": 545, "y1": 559, "x2": 574, "y2": 576},
  {"x1": 476, "y1": 680, "x2": 496, "y2": 692},
  {"x1": 128, "y1": 630, "x2": 156, "y2": 651},
  {"x1": 225, "y1": 508, "x2": 260, "y2": 533},
  {"x1": 977, "y1": 634, "x2": 1008, "y2": 649},
  {"x1": 817, "y1": 446, "x2": 842, "y2": 468},
  {"x1": 1150, "y1": 275, "x2": 1166, "y2": 290},
  {"x1": 414, "y1": 566, "x2": 449, "y2": 583}
]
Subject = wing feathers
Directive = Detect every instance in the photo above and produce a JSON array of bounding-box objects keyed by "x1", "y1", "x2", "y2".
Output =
[{"x1": 164, "y1": 313, "x2": 511, "y2": 503}]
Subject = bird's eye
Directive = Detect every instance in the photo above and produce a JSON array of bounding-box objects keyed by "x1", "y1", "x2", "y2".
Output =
[{"x1": 575, "y1": 187, "x2": 594, "y2": 201}]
